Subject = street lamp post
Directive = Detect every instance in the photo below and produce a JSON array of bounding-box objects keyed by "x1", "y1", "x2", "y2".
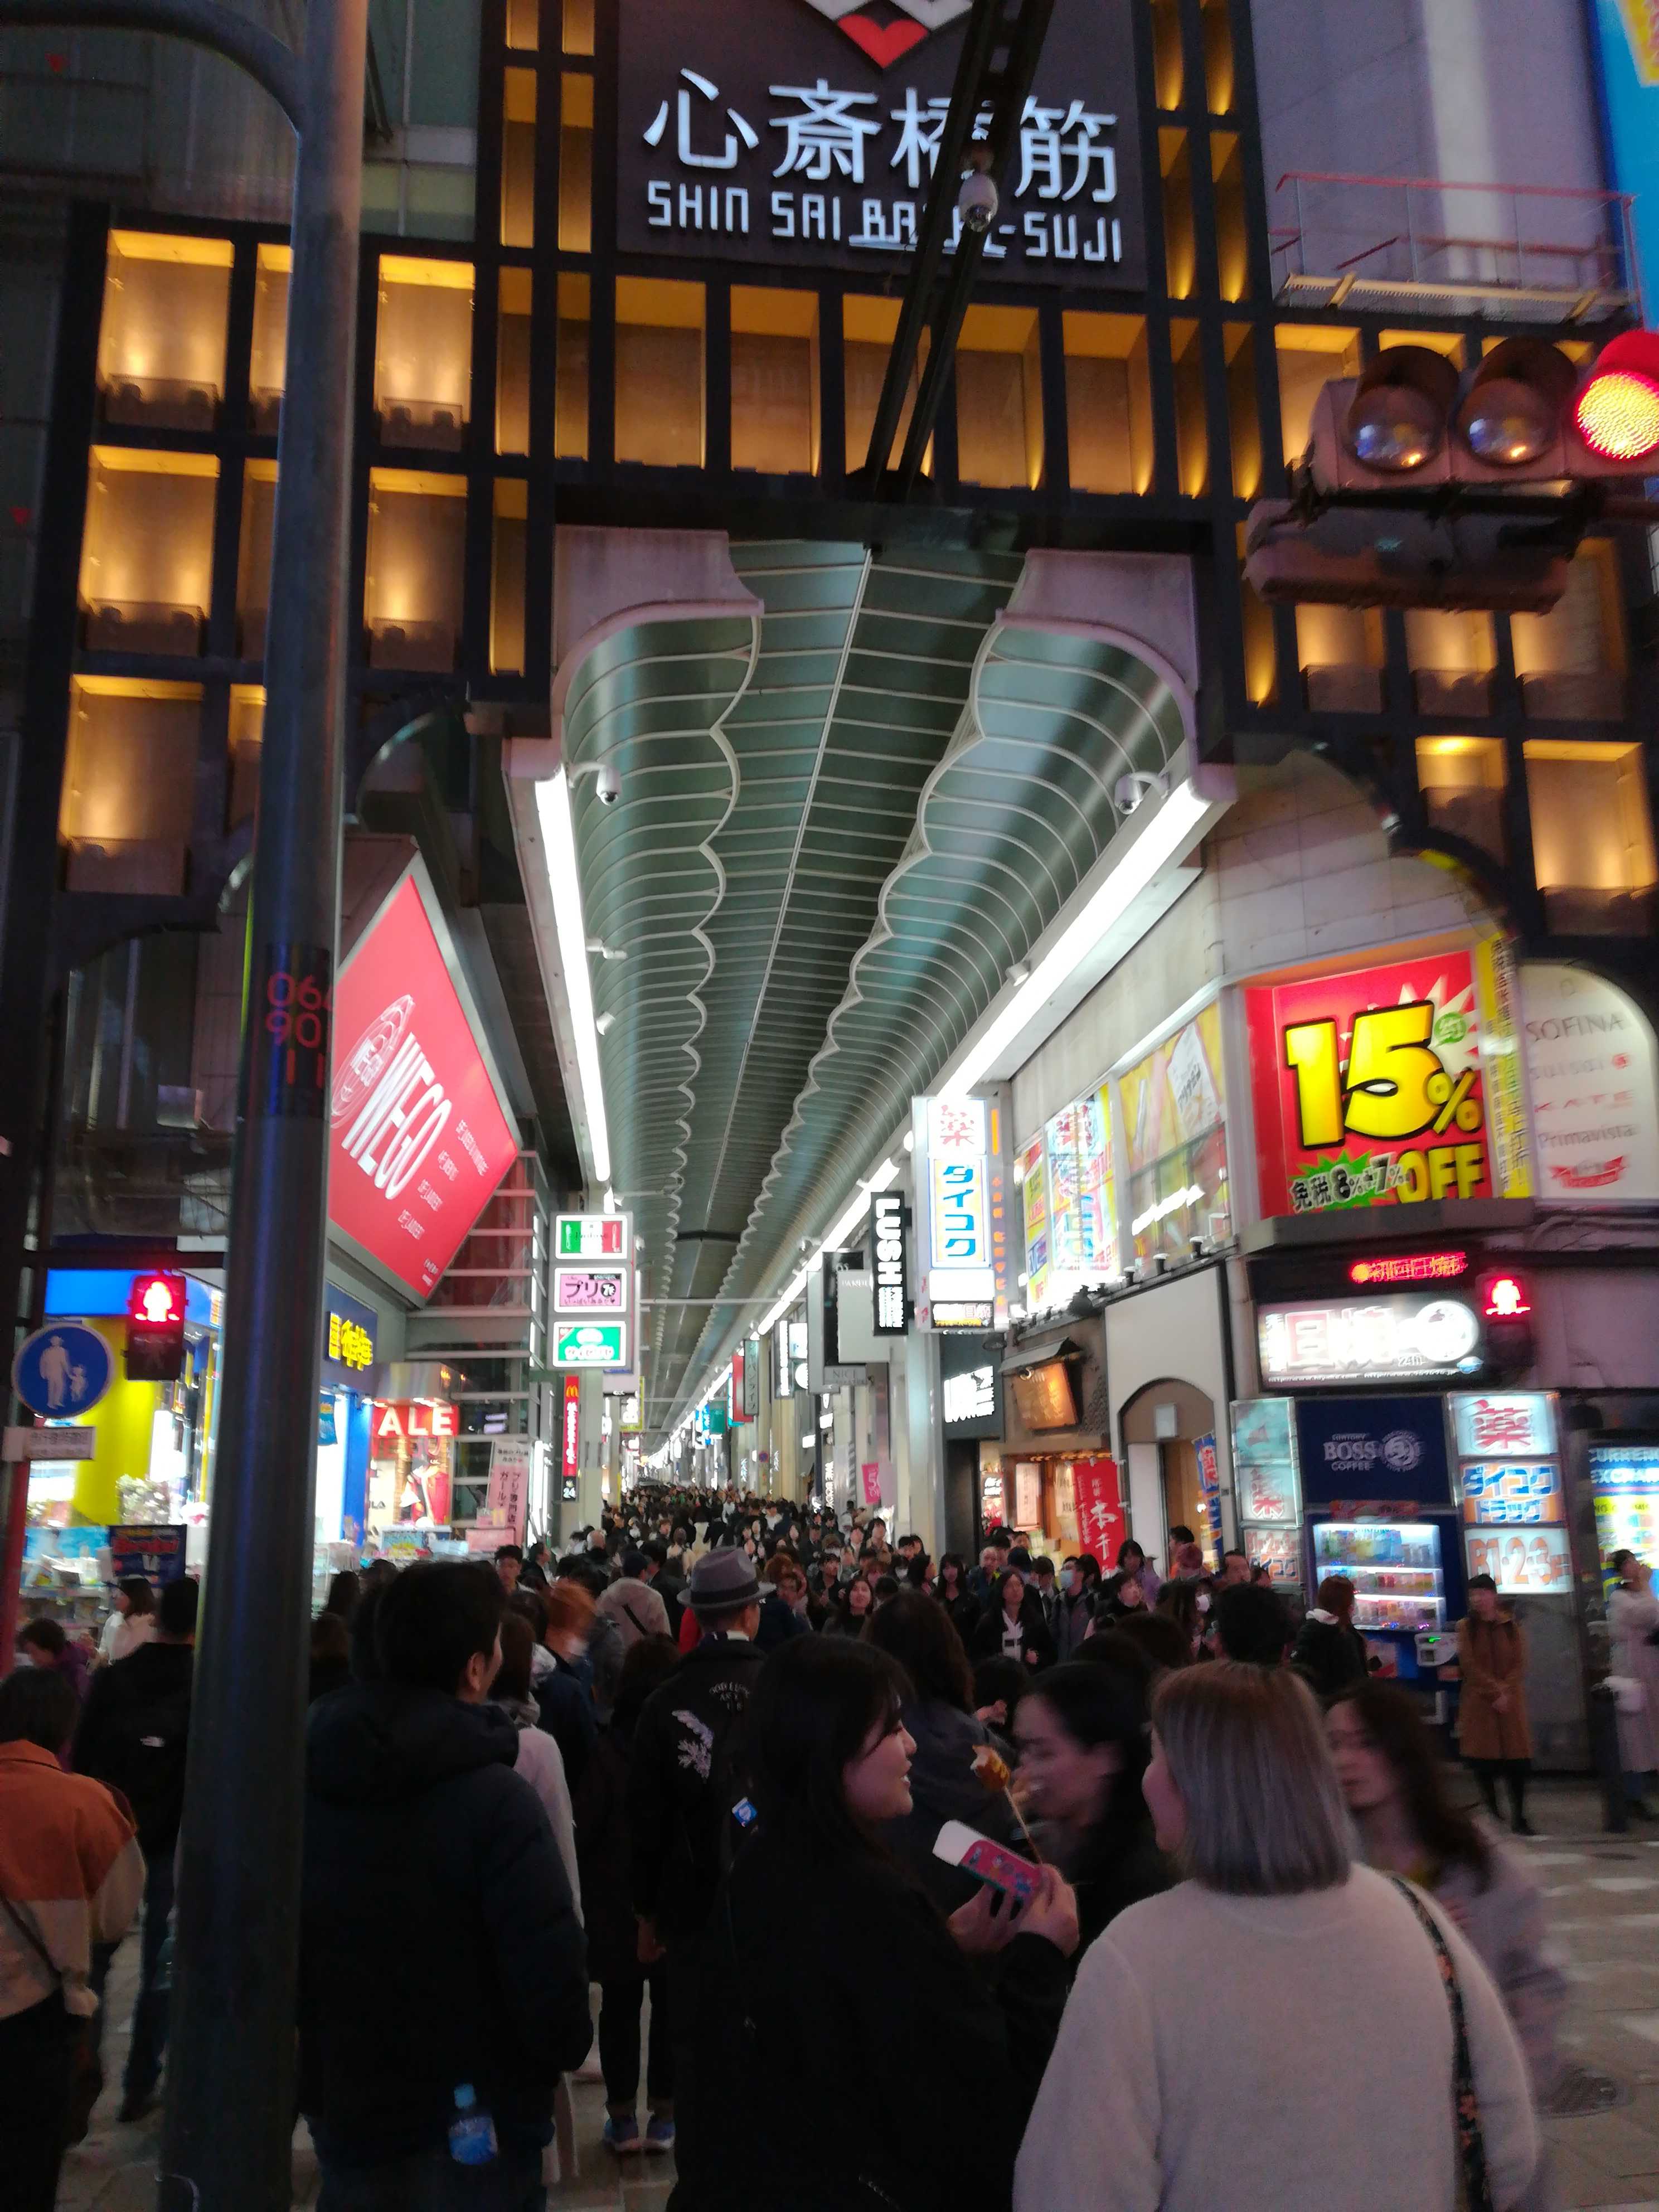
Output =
[{"x1": 0, "y1": 3, "x2": 368, "y2": 2204}]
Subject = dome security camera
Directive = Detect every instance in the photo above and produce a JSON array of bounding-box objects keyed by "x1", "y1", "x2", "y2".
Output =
[
  {"x1": 958, "y1": 170, "x2": 998, "y2": 235},
  {"x1": 595, "y1": 759, "x2": 622, "y2": 807}
]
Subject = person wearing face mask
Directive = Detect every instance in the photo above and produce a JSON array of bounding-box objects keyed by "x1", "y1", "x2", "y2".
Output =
[
  {"x1": 533, "y1": 1579, "x2": 600, "y2": 1790},
  {"x1": 696, "y1": 1637, "x2": 1079, "y2": 2212}
]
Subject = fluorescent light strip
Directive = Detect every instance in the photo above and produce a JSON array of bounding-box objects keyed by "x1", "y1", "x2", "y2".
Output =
[
  {"x1": 939, "y1": 782, "x2": 1211, "y2": 1097},
  {"x1": 535, "y1": 770, "x2": 611, "y2": 1186}
]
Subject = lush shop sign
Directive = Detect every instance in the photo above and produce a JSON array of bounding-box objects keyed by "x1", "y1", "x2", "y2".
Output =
[{"x1": 1245, "y1": 943, "x2": 1530, "y2": 1219}]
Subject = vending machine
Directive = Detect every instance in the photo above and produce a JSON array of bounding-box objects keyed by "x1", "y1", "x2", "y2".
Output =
[
  {"x1": 1294, "y1": 1395, "x2": 1463, "y2": 1683},
  {"x1": 1589, "y1": 1442, "x2": 1659, "y2": 1579}
]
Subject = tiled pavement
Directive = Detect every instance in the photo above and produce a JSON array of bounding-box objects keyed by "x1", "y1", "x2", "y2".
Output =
[{"x1": 55, "y1": 1777, "x2": 1659, "y2": 2210}]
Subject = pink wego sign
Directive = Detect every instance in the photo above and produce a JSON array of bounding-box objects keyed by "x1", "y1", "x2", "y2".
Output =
[{"x1": 327, "y1": 871, "x2": 518, "y2": 1300}]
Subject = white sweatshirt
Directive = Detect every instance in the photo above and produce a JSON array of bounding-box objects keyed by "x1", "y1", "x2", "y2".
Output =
[{"x1": 1015, "y1": 1865, "x2": 1538, "y2": 2212}]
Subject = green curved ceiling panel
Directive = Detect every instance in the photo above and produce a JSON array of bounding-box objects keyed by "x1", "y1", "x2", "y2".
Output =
[{"x1": 557, "y1": 545, "x2": 1192, "y2": 1439}]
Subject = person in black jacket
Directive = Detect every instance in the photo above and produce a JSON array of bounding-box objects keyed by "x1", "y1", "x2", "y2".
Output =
[
  {"x1": 573, "y1": 1634, "x2": 681, "y2": 2157},
  {"x1": 694, "y1": 1636, "x2": 1078, "y2": 2211},
  {"x1": 1292, "y1": 1574, "x2": 1373, "y2": 1700},
  {"x1": 936, "y1": 1552, "x2": 982, "y2": 1648},
  {"x1": 298, "y1": 1563, "x2": 589, "y2": 2204},
  {"x1": 532, "y1": 1579, "x2": 600, "y2": 1789},
  {"x1": 628, "y1": 1547, "x2": 768, "y2": 2198},
  {"x1": 1014, "y1": 1645, "x2": 1172, "y2": 1963},
  {"x1": 971, "y1": 1569, "x2": 1056, "y2": 1673},
  {"x1": 73, "y1": 1572, "x2": 197, "y2": 2121}
]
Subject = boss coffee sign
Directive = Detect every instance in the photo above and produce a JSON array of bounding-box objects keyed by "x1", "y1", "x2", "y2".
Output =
[{"x1": 618, "y1": 0, "x2": 1145, "y2": 285}]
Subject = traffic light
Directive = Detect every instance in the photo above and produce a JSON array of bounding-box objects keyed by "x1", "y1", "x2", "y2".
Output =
[
  {"x1": 125, "y1": 1270, "x2": 186, "y2": 1382},
  {"x1": 1246, "y1": 330, "x2": 1659, "y2": 612},
  {"x1": 1478, "y1": 1269, "x2": 1536, "y2": 1380}
]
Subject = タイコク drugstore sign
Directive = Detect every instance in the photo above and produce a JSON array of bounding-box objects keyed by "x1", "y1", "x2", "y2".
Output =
[
  {"x1": 327, "y1": 869, "x2": 519, "y2": 1299},
  {"x1": 1245, "y1": 943, "x2": 1531, "y2": 1220}
]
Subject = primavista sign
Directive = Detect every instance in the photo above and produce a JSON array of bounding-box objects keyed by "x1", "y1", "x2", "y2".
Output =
[{"x1": 618, "y1": 0, "x2": 1145, "y2": 285}]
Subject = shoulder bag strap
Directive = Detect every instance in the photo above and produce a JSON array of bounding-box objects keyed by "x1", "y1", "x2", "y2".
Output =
[
  {"x1": 1388, "y1": 1876, "x2": 1496, "y2": 2212},
  {"x1": 1, "y1": 1891, "x2": 64, "y2": 1986}
]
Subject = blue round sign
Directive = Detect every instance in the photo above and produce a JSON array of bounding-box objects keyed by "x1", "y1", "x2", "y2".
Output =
[{"x1": 13, "y1": 1320, "x2": 114, "y2": 1420}]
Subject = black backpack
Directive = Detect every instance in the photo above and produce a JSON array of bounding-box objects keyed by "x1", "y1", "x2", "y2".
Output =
[{"x1": 99, "y1": 1660, "x2": 193, "y2": 1852}]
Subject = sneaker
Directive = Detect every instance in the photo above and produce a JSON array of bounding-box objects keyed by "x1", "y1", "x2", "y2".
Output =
[
  {"x1": 603, "y1": 2114, "x2": 642, "y2": 2156},
  {"x1": 644, "y1": 2115, "x2": 676, "y2": 2155}
]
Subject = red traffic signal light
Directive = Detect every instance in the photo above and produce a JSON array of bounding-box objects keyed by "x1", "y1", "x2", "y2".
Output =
[
  {"x1": 128, "y1": 1272, "x2": 185, "y2": 1327},
  {"x1": 1571, "y1": 329, "x2": 1659, "y2": 466},
  {"x1": 1478, "y1": 1271, "x2": 1531, "y2": 1321},
  {"x1": 125, "y1": 1270, "x2": 187, "y2": 1382}
]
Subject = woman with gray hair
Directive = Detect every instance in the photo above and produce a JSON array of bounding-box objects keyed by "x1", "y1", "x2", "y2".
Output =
[{"x1": 1015, "y1": 1662, "x2": 1540, "y2": 2212}]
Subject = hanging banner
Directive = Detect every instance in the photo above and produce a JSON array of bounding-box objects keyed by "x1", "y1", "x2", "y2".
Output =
[
  {"x1": 487, "y1": 1437, "x2": 533, "y2": 1541},
  {"x1": 1117, "y1": 1002, "x2": 1230, "y2": 1262},
  {"x1": 1195, "y1": 1430, "x2": 1223, "y2": 1557},
  {"x1": 1019, "y1": 1136, "x2": 1050, "y2": 1312},
  {"x1": 1521, "y1": 961, "x2": 1659, "y2": 1202},
  {"x1": 1246, "y1": 942, "x2": 1530, "y2": 1219},
  {"x1": 1071, "y1": 1454, "x2": 1124, "y2": 1563}
]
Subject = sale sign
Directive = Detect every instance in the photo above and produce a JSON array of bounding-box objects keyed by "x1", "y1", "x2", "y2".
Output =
[
  {"x1": 1071, "y1": 1455, "x2": 1124, "y2": 1564},
  {"x1": 1246, "y1": 945, "x2": 1528, "y2": 1219},
  {"x1": 328, "y1": 869, "x2": 518, "y2": 1299}
]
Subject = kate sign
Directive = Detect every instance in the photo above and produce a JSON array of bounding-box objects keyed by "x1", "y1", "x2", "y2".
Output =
[
  {"x1": 617, "y1": 0, "x2": 1145, "y2": 286},
  {"x1": 328, "y1": 867, "x2": 518, "y2": 1301},
  {"x1": 1246, "y1": 944, "x2": 1530, "y2": 1220}
]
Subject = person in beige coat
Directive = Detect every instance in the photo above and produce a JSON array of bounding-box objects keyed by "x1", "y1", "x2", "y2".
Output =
[
  {"x1": 1015, "y1": 1663, "x2": 1538, "y2": 2212},
  {"x1": 1607, "y1": 1552, "x2": 1659, "y2": 1813},
  {"x1": 1457, "y1": 1573, "x2": 1534, "y2": 1835}
]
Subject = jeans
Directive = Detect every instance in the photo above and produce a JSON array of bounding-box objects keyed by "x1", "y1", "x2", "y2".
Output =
[
  {"x1": 125, "y1": 1847, "x2": 177, "y2": 2098},
  {"x1": 318, "y1": 2143, "x2": 545, "y2": 2211},
  {"x1": 0, "y1": 1992, "x2": 78, "y2": 2212},
  {"x1": 598, "y1": 1963, "x2": 672, "y2": 2113}
]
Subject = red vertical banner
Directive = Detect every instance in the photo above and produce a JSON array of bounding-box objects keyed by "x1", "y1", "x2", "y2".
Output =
[
  {"x1": 861, "y1": 1461, "x2": 883, "y2": 1507},
  {"x1": 1071, "y1": 1456, "x2": 1124, "y2": 1564}
]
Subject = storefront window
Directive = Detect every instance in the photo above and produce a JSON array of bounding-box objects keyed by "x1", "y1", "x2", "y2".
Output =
[
  {"x1": 96, "y1": 231, "x2": 232, "y2": 433},
  {"x1": 1117, "y1": 1002, "x2": 1230, "y2": 1263},
  {"x1": 1525, "y1": 739, "x2": 1658, "y2": 934},
  {"x1": 1417, "y1": 735, "x2": 1506, "y2": 861},
  {"x1": 1063, "y1": 312, "x2": 1152, "y2": 494}
]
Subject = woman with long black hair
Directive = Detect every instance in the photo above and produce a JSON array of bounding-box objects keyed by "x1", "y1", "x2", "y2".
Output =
[
  {"x1": 1013, "y1": 1646, "x2": 1172, "y2": 1961},
  {"x1": 696, "y1": 1637, "x2": 1078, "y2": 2211}
]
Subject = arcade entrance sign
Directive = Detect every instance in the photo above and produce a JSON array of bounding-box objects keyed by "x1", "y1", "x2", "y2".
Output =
[{"x1": 618, "y1": 0, "x2": 1146, "y2": 286}]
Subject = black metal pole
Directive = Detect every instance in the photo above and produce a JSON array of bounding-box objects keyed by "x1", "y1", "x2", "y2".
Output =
[{"x1": 156, "y1": 1, "x2": 370, "y2": 2204}]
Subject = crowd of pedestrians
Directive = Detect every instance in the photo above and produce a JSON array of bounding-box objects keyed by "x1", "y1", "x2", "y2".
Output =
[{"x1": 0, "y1": 1482, "x2": 1596, "y2": 2210}]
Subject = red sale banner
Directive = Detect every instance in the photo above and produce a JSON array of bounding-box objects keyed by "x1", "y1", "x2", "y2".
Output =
[
  {"x1": 328, "y1": 870, "x2": 518, "y2": 1299},
  {"x1": 1071, "y1": 1456, "x2": 1124, "y2": 1564},
  {"x1": 1246, "y1": 948, "x2": 1521, "y2": 1219}
]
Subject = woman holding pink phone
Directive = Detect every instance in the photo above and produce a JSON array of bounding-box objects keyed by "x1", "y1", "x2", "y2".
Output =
[{"x1": 692, "y1": 1638, "x2": 1080, "y2": 2212}]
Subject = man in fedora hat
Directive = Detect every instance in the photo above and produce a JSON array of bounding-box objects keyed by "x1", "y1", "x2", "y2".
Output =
[{"x1": 628, "y1": 1546, "x2": 765, "y2": 2193}]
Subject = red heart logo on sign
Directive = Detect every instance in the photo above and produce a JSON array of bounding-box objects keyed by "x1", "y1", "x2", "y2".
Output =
[{"x1": 835, "y1": 11, "x2": 928, "y2": 65}]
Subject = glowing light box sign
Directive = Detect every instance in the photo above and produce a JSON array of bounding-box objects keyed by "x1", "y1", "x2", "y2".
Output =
[{"x1": 328, "y1": 867, "x2": 518, "y2": 1301}]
